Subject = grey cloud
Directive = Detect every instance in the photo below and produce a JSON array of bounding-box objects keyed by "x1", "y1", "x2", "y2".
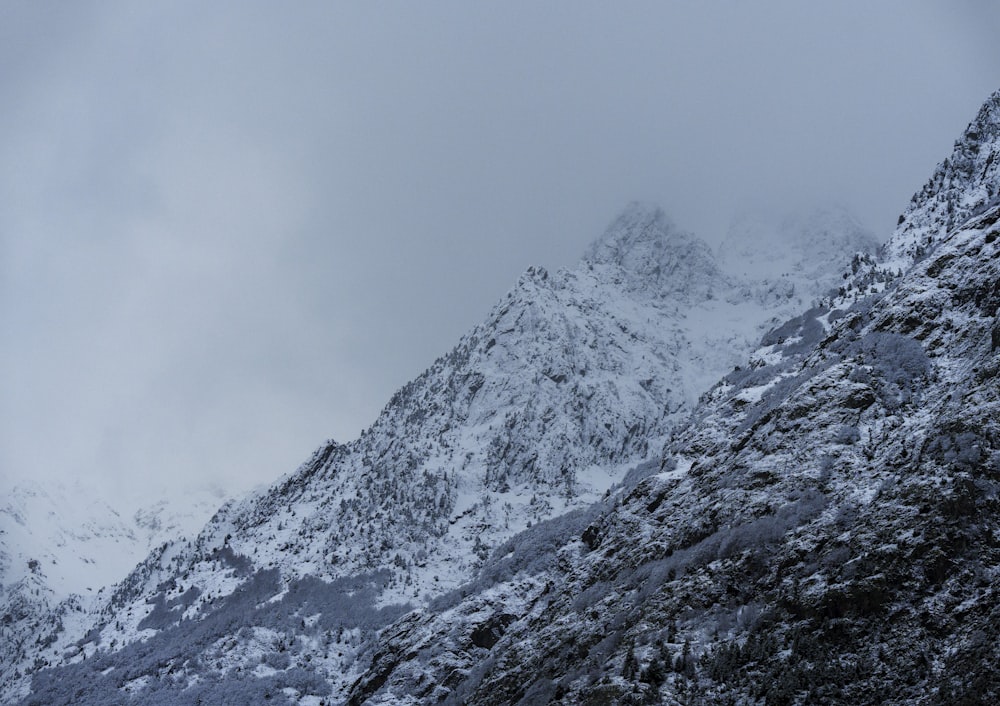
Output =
[{"x1": 2, "y1": 1, "x2": 998, "y2": 506}]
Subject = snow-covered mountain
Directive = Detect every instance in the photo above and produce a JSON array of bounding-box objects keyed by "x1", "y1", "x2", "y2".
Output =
[
  {"x1": 1, "y1": 480, "x2": 230, "y2": 596},
  {"x1": 2, "y1": 191, "x2": 877, "y2": 704},
  {"x1": 0, "y1": 480, "x2": 226, "y2": 698},
  {"x1": 335, "y1": 89, "x2": 1000, "y2": 704},
  {"x1": 353, "y1": 207, "x2": 1000, "y2": 705}
]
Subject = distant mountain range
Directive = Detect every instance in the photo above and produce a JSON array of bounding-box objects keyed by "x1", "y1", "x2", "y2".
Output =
[{"x1": 0, "y1": 480, "x2": 226, "y2": 698}]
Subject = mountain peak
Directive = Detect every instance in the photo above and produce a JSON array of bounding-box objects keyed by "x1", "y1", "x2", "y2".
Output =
[
  {"x1": 583, "y1": 201, "x2": 676, "y2": 266},
  {"x1": 583, "y1": 201, "x2": 721, "y2": 301},
  {"x1": 962, "y1": 86, "x2": 1000, "y2": 143}
]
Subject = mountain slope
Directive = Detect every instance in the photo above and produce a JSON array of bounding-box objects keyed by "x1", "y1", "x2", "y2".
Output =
[
  {"x1": 4, "y1": 202, "x2": 875, "y2": 705},
  {"x1": 0, "y1": 480, "x2": 225, "y2": 698}
]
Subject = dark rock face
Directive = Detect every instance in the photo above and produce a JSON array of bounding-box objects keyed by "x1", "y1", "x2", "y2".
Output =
[{"x1": 470, "y1": 613, "x2": 517, "y2": 649}]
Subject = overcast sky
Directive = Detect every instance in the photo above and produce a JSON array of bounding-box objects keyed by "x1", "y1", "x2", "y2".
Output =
[{"x1": 2, "y1": 1, "x2": 998, "y2": 507}]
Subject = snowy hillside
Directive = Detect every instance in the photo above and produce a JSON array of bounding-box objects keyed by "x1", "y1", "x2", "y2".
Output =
[
  {"x1": 1, "y1": 481, "x2": 228, "y2": 599},
  {"x1": 350, "y1": 200, "x2": 1000, "y2": 706},
  {"x1": 883, "y1": 88, "x2": 1000, "y2": 270},
  {"x1": 0, "y1": 480, "x2": 226, "y2": 697}
]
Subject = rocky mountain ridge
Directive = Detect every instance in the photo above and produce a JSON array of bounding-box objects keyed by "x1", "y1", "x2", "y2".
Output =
[{"x1": 885, "y1": 88, "x2": 1000, "y2": 269}]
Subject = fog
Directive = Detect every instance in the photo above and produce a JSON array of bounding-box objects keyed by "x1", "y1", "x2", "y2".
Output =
[{"x1": 2, "y1": 1, "x2": 998, "y2": 507}]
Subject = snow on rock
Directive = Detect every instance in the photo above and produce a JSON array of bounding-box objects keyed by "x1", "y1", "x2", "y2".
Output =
[
  {"x1": 583, "y1": 201, "x2": 723, "y2": 302},
  {"x1": 340, "y1": 128, "x2": 1000, "y2": 706},
  {"x1": 882, "y1": 88, "x2": 1000, "y2": 274}
]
